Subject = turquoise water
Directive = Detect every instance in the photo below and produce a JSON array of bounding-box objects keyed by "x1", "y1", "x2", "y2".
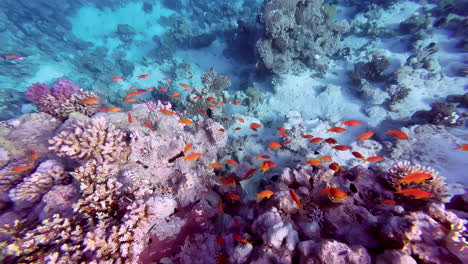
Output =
[{"x1": 0, "y1": 0, "x2": 467, "y2": 263}]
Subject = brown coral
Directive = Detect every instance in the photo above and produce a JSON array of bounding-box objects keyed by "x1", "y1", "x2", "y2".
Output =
[{"x1": 49, "y1": 117, "x2": 128, "y2": 164}]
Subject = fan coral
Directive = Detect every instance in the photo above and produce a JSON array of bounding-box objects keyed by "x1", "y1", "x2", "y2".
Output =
[
  {"x1": 385, "y1": 161, "x2": 449, "y2": 202},
  {"x1": 48, "y1": 117, "x2": 128, "y2": 164}
]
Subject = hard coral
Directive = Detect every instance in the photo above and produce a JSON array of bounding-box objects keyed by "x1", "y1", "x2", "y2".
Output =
[{"x1": 49, "y1": 117, "x2": 128, "y2": 164}]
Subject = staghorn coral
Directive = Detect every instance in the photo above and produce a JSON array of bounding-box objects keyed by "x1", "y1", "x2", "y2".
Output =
[
  {"x1": 385, "y1": 161, "x2": 449, "y2": 202},
  {"x1": 49, "y1": 117, "x2": 128, "y2": 164}
]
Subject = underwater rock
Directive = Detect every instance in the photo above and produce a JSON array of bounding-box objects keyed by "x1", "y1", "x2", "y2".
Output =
[
  {"x1": 35, "y1": 184, "x2": 78, "y2": 221},
  {"x1": 116, "y1": 24, "x2": 136, "y2": 45},
  {"x1": 311, "y1": 239, "x2": 371, "y2": 264},
  {"x1": 412, "y1": 102, "x2": 465, "y2": 127},
  {"x1": 349, "y1": 52, "x2": 391, "y2": 83},
  {"x1": 376, "y1": 250, "x2": 417, "y2": 264}
]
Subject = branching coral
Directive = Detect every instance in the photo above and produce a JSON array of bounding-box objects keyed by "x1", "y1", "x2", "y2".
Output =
[{"x1": 49, "y1": 117, "x2": 128, "y2": 164}]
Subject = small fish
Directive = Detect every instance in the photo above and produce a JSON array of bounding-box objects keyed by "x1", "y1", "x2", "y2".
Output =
[
  {"x1": 329, "y1": 162, "x2": 339, "y2": 172},
  {"x1": 454, "y1": 144, "x2": 468, "y2": 151},
  {"x1": 183, "y1": 152, "x2": 202, "y2": 161},
  {"x1": 250, "y1": 123, "x2": 262, "y2": 131},
  {"x1": 320, "y1": 187, "x2": 348, "y2": 201},
  {"x1": 237, "y1": 117, "x2": 245, "y2": 123},
  {"x1": 257, "y1": 189, "x2": 274, "y2": 199},
  {"x1": 352, "y1": 151, "x2": 365, "y2": 159},
  {"x1": 29, "y1": 151, "x2": 39, "y2": 163},
  {"x1": 341, "y1": 120, "x2": 361, "y2": 126},
  {"x1": 234, "y1": 127, "x2": 241, "y2": 130},
  {"x1": 218, "y1": 101, "x2": 224, "y2": 106},
  {"x1": 332, "y1": 145, "x2": 349, "y2": 151},
  {"x1": 302, "y1": 135, "x2": 313, "y2": 139},
  {"x1": 269, "y1": 141, "x2": 282, "y2": 149},
  {"x1": 188, "y1": 75, "x2": 193, "y2": 79},
  {"x1": 233, "y1": 217, "x2": 241, "y2": 227},
  {"x1": 327, "y1": 126, "x2": 347, "y2": 133},
  {"x1": 193, "y1": 96, "x2": 200, "y2": 99},
  {"x1": 183, "y1": 144, "x2": 192, "y2": 153},
  {"x1": 325, "y1": 138, "x2": 337, "y2": 144},
  {"x1": 199, "y1": 109, "x2": 208, "y2": 115},
  {"x1": 143, "y1": 121, "x2": 155, "y2": 131},
  {"x1": 243, "y1": 168, "x2": 256, "y2": 180},
  {"x1": 233, "y1": 234, "x2": 251, "y2": 244},
  {"x1": 219, "y1": 177, "x2": 236, "y2": 187},
  {"x1": 395, "y1": 189, "x2": 433, "y2": 199},
  {"x1": 382, "y1": 199, "x2": 397, "y2": 205},
  {"x1": 210, "y1": 105, "x2": 218, "y2": 109},
  {"x1": 278, "y1": 132, "x2": 289, "y2": 137},
  {"x1": 233, "y1": 102, "x2": 241, "y2": 105},
  {"x1": 289, "y1": 189, "x2": 303, "y2": 210},
  {"x1": 356, "y1": 131, "x2": 374, "y2": 140},
  {"x1": 147, "y1": 87, "x2": 154, "y2": 91},
  {"x1": 217, "y1": 201, "x2": 224, "y2": 213},
  {"x1": 276, "y1": 127, "x2": 287, "y2": 132},
  {"x1": 112, "y1": 77, "x2": 124, "y2": 82},
  {"x1": 10, "y1": 165, "x2": 33, "y2": 173},
  {"x1": 228, "y1": 192, "x2": 240, "y2": 201},
  {"x1": 2, "y1": 54, "x2": 25, "y2": 61},
  {"x1": 216, "y1": 235, "x2": 225, "y2": 248},
  {"x1": 306, "y1": 159, "x2": 322, "y2": 166},
  {"x1": 398, "y1": 173, "x2": 433, "y2": 184},
  {"x1": 138, "y1": 74, "x2": 149, "y2": 78},
  {"x1": 127, "y1": 92, "x2": 141, "y2": 97},
  {"x1": 259, "y1": 160, "x2": 276, "y2": 173},
  {"x1": 387, "y1": 130, "x2": 409, "y2": 140},
  {"x1": 310, "y1": 137, "x2": 323, "y2": 144},
  {"x1": 172, "y1": 92, "x2": 180, "y2": 97},
  {"x1": 158, "y1": 87, "x2": 168, "y2": 92},
  {"x1": 179, "y1": 119, "x2": 194, "y2": 125},
  {"x1": 81, "y1": 97, "x2": 99, "y2": 104},
  {"x1": 210, "y1": 162, "x2": 223, "y2": 168},
  {"x1": 183, "y1": 88, "x2": 190, "y2": 92},
  {"x1": 217, "y1": 128, "x2": 225, "y2": 132},
  {"x1": 128, "y1": 112, "x2": 133, "y2": 123},
  {"x1": 206, "y1": 97, "x2": 216, "y2": 101},
  {"x1": 284, "y1": 140, "x2": 292, "y2": 144},
  {"x1": 123, "y1": 97, "x2": 136, "y2": 102},
  {"x1": 137, "y1": 89, "x2": 147, "y2": 93},
  {"x1": 226, "y1": 159, "x2": 239, "y2": 166},
  {"x1": 320, "y1": 155, "x2": 332, "y2": 162},
  {"x1": 179, "y1": 83, "x2": 190, "y2": 88},
  {"x1": 129, "y1": 86, "x2": 137, "y2": 90},
  {"x1": 163, "y1": 78, "x2": 172, "y2": 82},
  {"x1": 365, "y1": 156, "x2": 384, "y2": 162},
  {"x1": 104, "y1": 107, "x2": 122, "y2": 112},
  {"x1": 159, "y1": 109, "x2": 176, "y2": 115},
  {"x1": 256, "y1": 154, "x2": 270, "y2": 159}
]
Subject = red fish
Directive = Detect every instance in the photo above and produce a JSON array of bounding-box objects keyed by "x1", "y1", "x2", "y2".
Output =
[
  {"x1": 183, "y1": 88, "x2": 190, "y2": 92},
  {"x1": 123, "y1": 97, "x2": 136, "y2": 102},
  {"x1": 259, "y1": 160, "x2": 276, "y2": 173},
  {"x1": 158, "y1": 87, "x2": 168, "y2": 92},
  {"x1": 226, "y1": 159, "x2": 239, "y2": 166},
  {"x1": 129, "y1": 86, "x2": 137, "y2": 90},
  {"x1": 163, "y1": 78, "x2": 172, "y2": 82},
  {"x1": 289, "y1": 189, "x2": 303, "y2": 210},
  {"x1": 147, "y1": 87, "x2": 154, "y2": 91},
  {"x1": 310, "y1": 137, "x2": 323, "y2": 144},
  {"x1": 172, "y1": 92, "x2": 180, "y2": 97},
  {"x1": 143, "y1": 121, "x2": 155, "y2": 131},
  {"x1": 216, "y1": 235, "x2": 225, "y2": 248},
  {"x1": 210, "y1": 105, "x2": 218, "y2": 109},
  {"x1": 128, "y1": 112, "x2": 133, "y2": 123},
  {"x1": 276, "y1": 127, "x2": 287, "y2": 132},
  {"x1": 302, "y1": 135, "x2": 314, "y2": 139},
  {"x1": 104, "y1": 107, "x2": 122, "y2": 112},
  {"x1": 233, "y1": 234, "x2": 251, "y2": 244},
  {"x1": 341, "y1": 120, "x2": 361, "y2": 126},
  {"x1": 250, "y1": 123, "x2": 262, "y2": 131},
  {"x1": 10, "y1": 165, "x2": 33, "y2": 173},
  {"x1": 237, "y1": 117, "x2": 245, "y2": 123},
  {"x1": 320, "y1": 155, "x2": 332, "y2": 162},
  {"x1": 395, "y1": 189, "x2": 433, "y2": 199},
  {"x1": 256, "y1": 190, "x2": 274, "y2": 199},
  {"x1": 278, "y1": 132, "x2": 289, "y2": 137},
  {"x1": 217, "y1": 128, "x2": 225, "y2": 132},
  {"x1": 29, "y1": 151, "x2": 39, "y2": 163},
  {"x1": 137, "y1": 89, "x2": 147, "y2": 93},
  {"x1": 398, "y1": 173, "x2": 433, "y2": 184},
  {"x1": 382, "y1": 199, "x2": 397, "y2": 205},
  {"x1": 219, "y1": 177, "x2": 236, "y2": 187},
  {"x1": 352, "y1": 151, "x2": 365, "y2": 159},
  {"x1": 284, "y1": 140, "x2": 292, "y2": 144},
  {"x1": 329, "y1": 162, "x2": 339, "y2": 172},
  {"x1": 127, "y1": 92, "x2": 141, "y2": 97},
  {"x1": 320, "y1": 187, "x2": 348, "y2": 201},
  {"x1": 243, "y1": 168, "x2": 256, "y2": 180},
  {"x1": 228, "y1": 193, "x2": 240, "y2": 202},
  {"x1": 269, "y1": 141, "x2": 282, "y2": 149},
  {"x1": 356, "y1": 131, "x2": 374, "y2": 140},
  {"x1": 138, "y1": 74, "x2": 149, "y2": 78},
  {"x1": 217, "y1": 202, "x2": 224, "y2": 213},
  {"x1": 306, "y1": 159, "x2": 322, "y2": 166},
  {"x1": 209, "y1": 162, "x2": 223, "y2": 168},
  {"x1": 193, "y1": 96, "x2": 200, "y2": 99},
  {"x1": 365, "y1": 156, "x2": 384, "y2": 162},
  {"x1": 81, "y1": 97, "x2": 99, "y2": 104},
  {"x1": 387, "y1": 130, "x2": 409, "y2": 140},
  {"x1": 234, "y1": 127, "x2": 241, "y2": 130},
  {"x1": 256, "y1": 154, "x2": 270, "y2": 159},
  {"x1": 206, "y1": 97, "x2": 216, "y2": 101},
  {"x1": 233, "y1": 102, "x2": 241, "y2": 105},
  {"x1": 332, "y1": 145, "x2": 349, "y2": 151},
  {"x1": 183, "y1": 144, "x2": 192, "y2": 153},
  {"x1": 112, "y1": 77, "x2": 123, "y2": 81},
  {"x1": 325, "y1": 138, "x2": 337, "y2": 144},
  {"x1": 183, "y1": 153, "x2": 202, "y2": 161},
  {"x1": 455, "y1": 144, "x2": 468, "y2": 151},
  {"x1": 179, "y1": 83, "x2": 189, "y2": 88},
  {"x1": 188, "y1": 75, "x2": 193, "y2": 80},
  {"x1": 327, "y1": 127, "x2": 346, "y2": 133},
  {"x1": 218, "y1": 101, "x2": 224, "y2": 105}
]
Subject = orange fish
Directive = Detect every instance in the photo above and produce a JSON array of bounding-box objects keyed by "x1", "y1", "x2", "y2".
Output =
[
  {"x1": 341, "y1": 120, "x2": 361, "y2": 126},
  {"x1": 259, "y1": 160, "x2": 276, "y2": 173},
  {"x1": 332, "y1": 145, "x2": 349, "y2": 151},
  {"x1": 243, "y1": 168, "x2": 256, "y2": 180},
  {"x1": 210, "y1": 162, "x2": 223, "y2": 168},
  {"x1": 329, "y1": 162, "x2": 339, "y2": 172},
  {"x1": 237, "y1": 117, "x2": 245, "y2": 123},
  {"x1": 327, "y1": 126, "x2": 347, "y2": 133},
  {"x1": 159, "y1": 109, "x2": 176, "y2": 115},
  {"x1": 218, "y1": 101, "x2": 224, "y2": 106},
  {"x1": 138, "y1": 74, "x2": 149, "y2": 78},
  {"x1": 365, "y1": 156, "x2": 384, "y2": 162},
  {"x1": 387, "y1": 130, "x2": 409, "y2": 140},
  {"x1": 129, "y1": 86, "x2": 137, "y2": 90},
  {"x1": 233, "y1": 234, "x2": 251, "y2": 244},
  {"x1": 325, "y1": 138, "x2": 337, "y2": 144},
  {"x1": 219, "y1": 177, "x2": 236, "y2": 187},
  {"x1": 10, "y1": 165, "x2": 33, "y2": 173},
  {"x1": 163, "y1": 78, "x2": 172, "y2": 82},
  {"x1": 356, "y1": 131, "x2": 374, "y2": 140},
  {"x1": 233, "y1": 102, "x2": 241, "y2": 105},
  {"x1": 256, "y1": 190, "x2": 274, "y2": 199},
  {"x1": 256, "y1": 154, "x2": 270, "y2": 159},
  {"x1": 158, "y1": 87, "x2": 168, "y2": 92},
  {"x1": 226, "y1": 159, "x2": 239, "y2": 166},
  {"x1": 179, "y1": 119, "x2": 194, "y2": 125},
  {"x1": 289, "y1": 189, "x2": 303, "y2": 210},
  {"x1": 143, "y1": 121, "x2": 155, "y2": 131},
  {"x1": 127, "y1": 92, "x2": 141, "y2": 97},
  {"x1": 128, "y1": 112, "x2": 133, "y2": 123},
  {"x1": 29, "y1": 151, "x2": 39, "y2": 163},
  {"x1": 306, "y1": 159, "x2": 322, "y2": 166},
  {"x1": 210, "y1": 105, "x2": 218, "y2": 109},
  {"x1": 123, "y1": 97, "x2": 136, "y2": 102},
  {"x1": 320, "y1": 155, "x2": 332, "y2": 162},
  {"x1": 112, "y1": 77, "x2": 123, "y2": 82},
  {"x1": 382, "y1": 199, "x2": 397, "y2": 205},
  {"x1": 395, "y1": 189, "x2": 433, "y2": 199},
  {"x1": 216, "y1": 235, "x2": 225, "y2": 248},
  {"x1": 137, "y1": 89, "x2": 147, "y2": 93},
  {"x1": 228, "y1": 192, "x2": 240, "y2": 201},
  {"x1": 278, "y1": 132, "x2": 289, "y2": 137},
  {"x1": 398, "y1": 173, "x2": 433, "y2": 184},
  {"x1": 320, "y1": 187, "x2": 348, "y2": 201},
  {"x1": 269, "y1": 141, "x2": 282, "y2": 149},
  {"x1": 455, "y1": 144, "x2": 468, "y2": 151},
  {"x1": 183, "y1": 152, "x2": 201, "y2": 161},
  {"x1": 183, "y1": 144, "x2": 192, "y2": 153},
  {"x1": 310, "y1": 137, "x2": 323, "y2": 144},
  {"x1": 250, "y1": 123, "x2": 262, "y2": 131},
  {"x1": 81, "y1": 97, "x2": 99, "y2": 104},
  {"x1": 206, "y1": 97, "x2": 216, "y2": 101},
  {"x1": 276, "y1": 127, "x2": 287, "y2": 132},
  {"x1": 302, "y1": 135, "x2": 314, "y2": 139},
  {"x1": 183, "y1": 88, "x2": 190, "y2": 92},
  {"x1": 179, "y1": 83, "x2": 189, "y2": 88},
  {"x1": 104, "y1": 107, "x2": 122, "y2": 112},
  {"x1": 352, "y1": 152, "x2": 365, "y2": 159},
  {"x1": 147, "y1": 87, "x2": 154, "y2": 91},
  {"x1": 172, "y1": 92, "x2": 180, "y2": 97}
]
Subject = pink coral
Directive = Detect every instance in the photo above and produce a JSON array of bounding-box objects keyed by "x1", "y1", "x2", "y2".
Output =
[{"x1": 25, "y1": 82, "x2": 51, "y2": 104}]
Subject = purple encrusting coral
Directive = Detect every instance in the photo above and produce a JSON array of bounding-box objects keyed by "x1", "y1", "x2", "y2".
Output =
[{"x1": 25, "y1": 82, "x2": 51, "y2": 105}]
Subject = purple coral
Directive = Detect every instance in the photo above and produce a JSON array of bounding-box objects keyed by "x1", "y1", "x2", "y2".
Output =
[
  {"x1": 26, "y1": 82, "x2": 51, "y2": 105},
  {"x1": 51, "y1": 78, "x2": 80, "y2": 100}
]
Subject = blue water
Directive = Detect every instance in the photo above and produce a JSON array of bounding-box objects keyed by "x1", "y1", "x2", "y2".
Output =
[{"x1": 0, "y1": 0, "x2": 467, "y2": 263}]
